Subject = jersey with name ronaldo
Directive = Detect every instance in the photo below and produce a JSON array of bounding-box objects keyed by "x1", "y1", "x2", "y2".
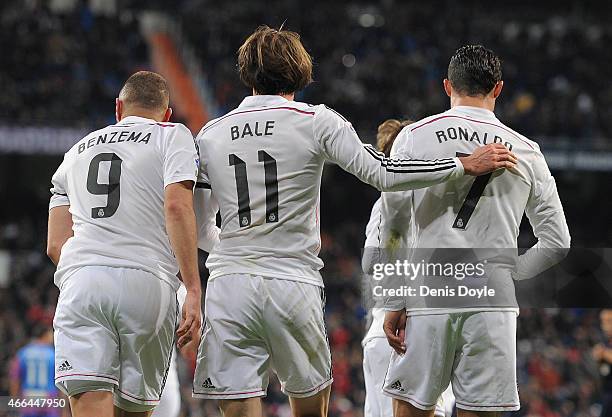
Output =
[
  {"x1": 380, "y1": 106, "x2": 570, "y2": 314},
  {"x1": 49, "y1": 116, "x2": 199, "y2": 290},
  {"x1": 196, "y1": 95, "x2": 464, "y2": 286}
]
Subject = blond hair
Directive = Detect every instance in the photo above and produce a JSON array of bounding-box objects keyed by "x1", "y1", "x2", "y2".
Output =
[{"x1": 376, "y1": 119, "x2": 412, "y2": 157}]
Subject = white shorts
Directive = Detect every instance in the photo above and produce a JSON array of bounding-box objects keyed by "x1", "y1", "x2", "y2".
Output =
[
  {"x1": 363, "y1": 337, "x2": 446, "y2": 417},
  {"x1": 53, "y1": 266, "x2": 178, "y2": 412},
  {"x1": 152, "y1": 351, "x2": 180, "y2": 417},
  {"x1": 383, "y1": 311, "x2": 519, "y2": 412},
  {"x1": 193, "y1": 274, "x2": 332, "y2": 399}
]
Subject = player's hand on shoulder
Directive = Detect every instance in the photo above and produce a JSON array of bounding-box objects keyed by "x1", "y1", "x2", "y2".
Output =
[{"x1": 460, "y1": 143, "x2": 518, "y2": 176}]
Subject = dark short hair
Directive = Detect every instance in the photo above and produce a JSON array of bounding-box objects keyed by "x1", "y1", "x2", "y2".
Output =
[
  {"x1": 238, "y1": 25, "x2": 313, "y2": 95},
  {"x1": 118, "y1": 71, "x2": 169, "y2": 111},
  {"x1": 448, "y1": 45, "x2": 502, "y2": 96}
]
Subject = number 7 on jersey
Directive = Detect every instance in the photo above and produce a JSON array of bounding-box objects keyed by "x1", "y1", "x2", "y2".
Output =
[{"x1": 453, "y1": 152, "x2": 493, "y2": 229}]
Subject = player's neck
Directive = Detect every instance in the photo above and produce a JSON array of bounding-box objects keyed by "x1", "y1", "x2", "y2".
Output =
[
  {"x1": 252, "y1": 90, "x2": 295, "y2": 101},
  {"x1": 450, "y1": 96, "x2": 495, "y2": 113},
  {"x1": 119, "y1": 108, "x2": 165, "y2": 122}
]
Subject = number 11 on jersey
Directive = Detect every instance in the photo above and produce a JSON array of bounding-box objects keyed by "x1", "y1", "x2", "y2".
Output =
[{"x1": 229, "y1": 150, "x2": 279, "y2": 227}]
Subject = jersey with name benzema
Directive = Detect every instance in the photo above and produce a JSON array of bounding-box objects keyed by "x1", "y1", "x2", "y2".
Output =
[
  {"x1": 196, "y1": 95, "x2": 465, "y2": 287},
  {"x1": 49, "y1": 116, "x2": 199, "y2": 290}
]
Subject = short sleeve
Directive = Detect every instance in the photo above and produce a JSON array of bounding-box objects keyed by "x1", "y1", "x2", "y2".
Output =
[
  {"x1": 194, "y1": 134, "x2": 210, "y2": 189},
  {"x1": 163, "y1": 124, "x2": 199, "y2": 188},
  {"x1": 49, "y1": 155, "x2": 70, "y2": 210}
]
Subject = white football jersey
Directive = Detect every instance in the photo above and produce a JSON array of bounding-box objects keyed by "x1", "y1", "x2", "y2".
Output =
[
  {"x1": 49, "y1": 116, "x2": 199, "y2": 290},
  {"x1": 379, "y1": 106, "x2": 571, "y2": 313},
  {"x1": 364, "y1": 198, "x2": 382, "y2": 249},
  {"x1": 196, "y1": 95, "x2": 465, "y2": 286}
]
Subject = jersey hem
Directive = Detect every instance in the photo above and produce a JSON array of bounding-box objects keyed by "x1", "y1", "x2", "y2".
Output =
[
  {"x1": 164, "y1": 174, "x2": 197, "y2": 188},
  {"x1": 49, "y1": 200, "x2": 70, "y2": 210},
  {"x1": 208, "y1": 270, "x2": 324, "y2": 287},
  {"x1": 55, "y1": 264, "x2": 179, "y2": 292}
]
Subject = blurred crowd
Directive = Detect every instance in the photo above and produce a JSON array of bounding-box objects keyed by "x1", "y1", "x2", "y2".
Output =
[
  {"x1": 3, "y1": 1, "x2": 612, "y2": 145},
  {"x1": 175, "y1": 0, "x2": 612, "y2": 143},
  {"x1": 0, "y1": 0, "x2": 147, "y2": 127}
]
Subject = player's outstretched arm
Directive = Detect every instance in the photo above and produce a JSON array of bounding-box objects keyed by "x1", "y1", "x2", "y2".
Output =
[
  {"x1": 315, "y1": 108, "x2": 517, "y2": 192},
  {"x1": 165, "y1": 180, "x2": 202, "y2": 348},
  {"x1": 47, "y1": 205, "x2": 73, "y2": 265}
]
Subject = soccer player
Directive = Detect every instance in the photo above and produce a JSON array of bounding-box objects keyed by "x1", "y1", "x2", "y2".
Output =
[
  {"x1": 9, "y1": 325, "x2": 65, "y2": 417},
  {"x1": 381, "y1": 45, "x2": 571, "y2": 417},
  {"x1": 192, "y1": 26, "x2": 516, "y2": 417},
  {"x1": 362, "y1": 119, "x2": 454, "y2": 417},
  {"x1": 46, "y1": 71, "x2": 203, "y2": 417}
]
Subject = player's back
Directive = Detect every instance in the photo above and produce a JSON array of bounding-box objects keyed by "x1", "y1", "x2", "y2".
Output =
[
  {"x1": 50, "y1": 116, "x2": 198, "y2": 289},
  {"x1": 404, "y1": 106, "x2": 543, "y2": 249},
  {"x1": 15, "y1": 343, "x2": 56, "y2": 397},
  {"x1": 197, "y1": 95, "x2": 325, "y2": 285}
]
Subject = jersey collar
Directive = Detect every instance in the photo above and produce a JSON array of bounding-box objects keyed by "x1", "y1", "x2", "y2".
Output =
[
  {"x1": 238, "y1": 95, "x2": 291, "y2": 109},
  {"x1": 116, "y1": 116, "x2": 157, "y2": 125},
  {"x1": 449, "y1": 106, "x2": 497, "y2": 120}
]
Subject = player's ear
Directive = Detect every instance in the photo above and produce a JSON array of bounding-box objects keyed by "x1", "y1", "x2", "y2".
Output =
[
  {"x1": 115, "y1": 98, "x2": 122, "y2": 122},
  {"x1": 493, "y1": 81, "x2": 504, "y2": 99},
  {"x1": 163, "y1": 107, "x2": 172, "y2": 122},
  {"x1": 443, "y1": 79, "x2": 452, "y2": 98}
]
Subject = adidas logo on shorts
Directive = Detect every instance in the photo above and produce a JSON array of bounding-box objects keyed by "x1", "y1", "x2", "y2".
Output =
[
  {"x1": 57, "y1": 360, "x2": 73, "y2": 372},
  {"x1": 389, "y1": 380, "x2": 405, "y2": 392},
  {"x1": 201, "y1": 378, "x2": 216, "y2": 389}
]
